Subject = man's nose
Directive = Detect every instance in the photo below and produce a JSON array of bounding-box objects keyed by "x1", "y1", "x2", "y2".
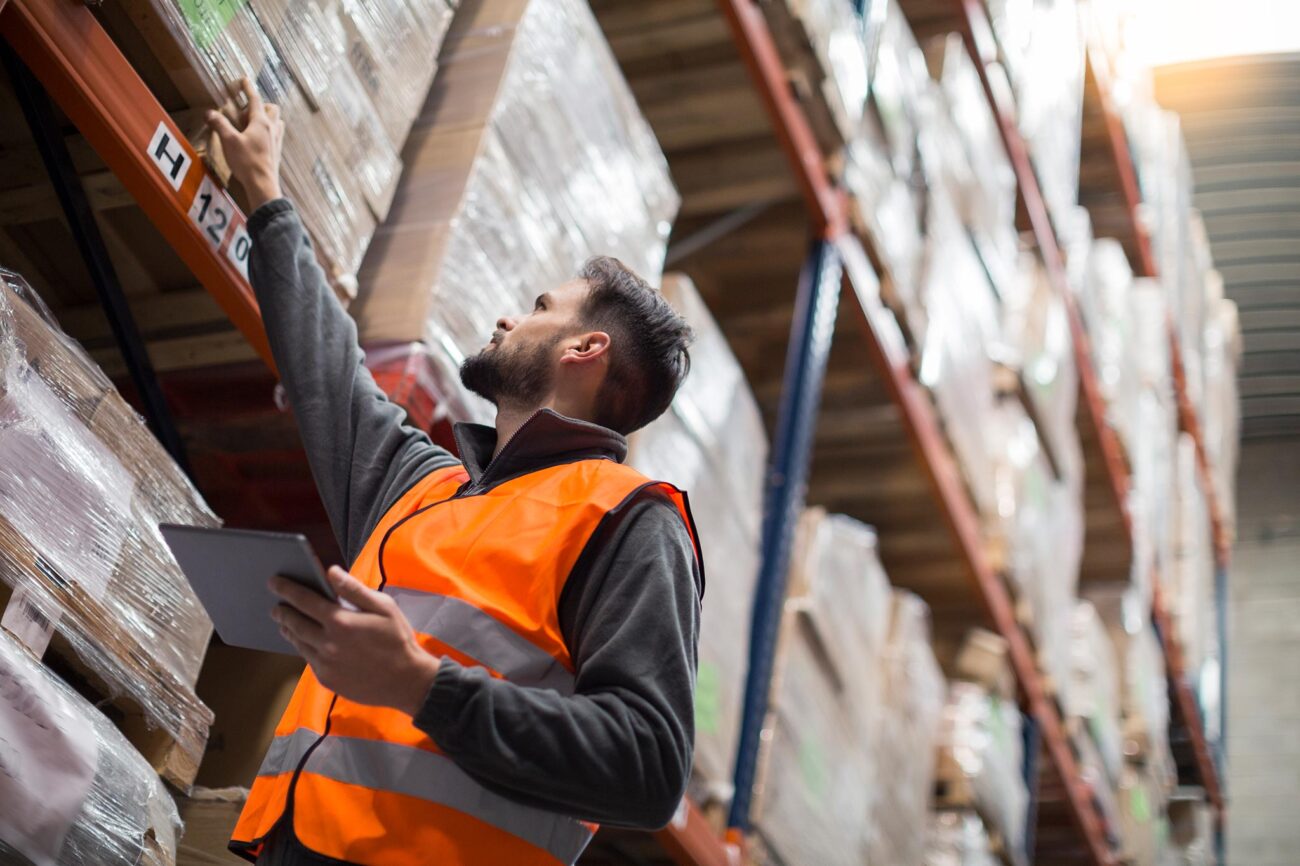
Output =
[{"x1": 497, "y1": 316, "x2": 517, "y2": 332}]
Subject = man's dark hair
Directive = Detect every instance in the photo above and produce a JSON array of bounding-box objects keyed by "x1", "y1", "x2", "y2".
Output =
[{"x1": 577, "y1": 256, "x2": 693, "y2": 436}]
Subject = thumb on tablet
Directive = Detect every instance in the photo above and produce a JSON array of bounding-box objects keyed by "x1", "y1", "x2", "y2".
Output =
[{"x1": 328, "y1": 566, "x2": 383, "y2": 613}]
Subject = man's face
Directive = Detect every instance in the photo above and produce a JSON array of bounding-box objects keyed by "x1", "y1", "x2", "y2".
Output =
[{"x1": 459, "y1": 279, "x2": 591, "y2": 408}]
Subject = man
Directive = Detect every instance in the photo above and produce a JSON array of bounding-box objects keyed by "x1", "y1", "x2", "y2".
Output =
[{"x1": 206, "y1": 81, "x2": 703, "y2": 866}]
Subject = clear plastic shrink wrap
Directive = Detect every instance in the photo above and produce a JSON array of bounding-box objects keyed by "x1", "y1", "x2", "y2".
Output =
[
  {"x1": 916, "y1": 191, "x2": 1003, "y2": 517},
  {"x1": 1202, "y1": 295, "x2": 1240, "y2": 532},
  {"x1": 0, "y1": 629, "x2": 181, "y2": 866},
  {"x1": 999, "y1": 253, "x2": 1080, "y2": 458},
  {"x1": 844, "y1": 2, "x2": 926, "y2": 310},
  {"x1": 767, "y1": 0, "x2": 871, "y2": 146},
  {"x1": 0, "y1": 269, "x2": 218, "y2": 784},
  {"x1": 934, "y1": 682, "x2": 1028, "y2": 860},
  {"x1": 1065, "y1": 602, "x2": 1123, "y2": 782},
  {"x1": 627, "y1": 274, "x2": 766, "y2": 806},
  {"x1": 352, "y1": 0, "x2": 679, "y2": 422},
  {"x1": 1164, "y1": 796, "x2": 1214, "y2": 866},
  {"x1": 985, "y1": 0, "x2": 1084, "y2": 226},
  {"x1": 1170, "y1": 435, "x2": 1216, "y2": 684},
  {"x1": 1117, "y1": 762, "x2": 1169, "y2": 866},
  {"x1": 1084, "y1": 587, "x2": 1175, "y2": 783},
  {"x1": 869, "y1": 592, "x2": 947, "y2": 866},
  {"x1": 924, "y1": 811, "x2": 1001, "y2": 866},
  {"x1": 753, "y1": 510, "x2": 892, "y2": 866},
  {"x1": 922, "y1": 34, "x2": 1019, "y2": 295},
  {"x1": 137, "y1": 0, "x2": 453, "y2": 294}
]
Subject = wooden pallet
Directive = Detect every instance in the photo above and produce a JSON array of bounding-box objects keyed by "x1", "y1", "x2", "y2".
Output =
[{"x1": 0, "y1": 579, "x2": 210, "y2": 790}]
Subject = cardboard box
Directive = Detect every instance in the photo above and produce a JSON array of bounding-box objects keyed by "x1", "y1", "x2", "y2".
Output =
[{"x1": 352, "y1": 0, "x2": 679, "y2": 422}]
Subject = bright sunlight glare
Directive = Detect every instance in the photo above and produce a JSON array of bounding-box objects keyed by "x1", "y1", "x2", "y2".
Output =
[{"x1": 1130, "y1": 0, "x2": 1300, "y2": 67}]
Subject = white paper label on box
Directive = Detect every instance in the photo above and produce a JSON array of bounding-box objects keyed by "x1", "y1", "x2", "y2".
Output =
[
  {"x1": 0, "y1": 635, "x2": 100, "y2": 866},
  {"x1": 0, "y1": 368, "x2": 135, "y2": 600},
  {"x1": 147, "y1": 121, "x2": 193, "y2": 192},
  {"x1": 226, "y1": 220, "x2": 252, "y2": 282},
  {"x1": 0, "y1": 586, "x2": 60, "y2": 657}
]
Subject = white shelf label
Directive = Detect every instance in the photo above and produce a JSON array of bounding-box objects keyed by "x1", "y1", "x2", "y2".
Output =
[
  {"x1": 147, "y1": 121, "x2": 192, "y2": 191},
  {"x1": 226, "y1": 221, "x2": 252, "y2": 282},
  {"x1": 189, "y1": 175, "x2": 238, "y2": 251}
]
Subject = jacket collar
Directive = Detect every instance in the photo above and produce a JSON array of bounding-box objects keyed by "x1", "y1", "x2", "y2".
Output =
[{"x1": 452, "y1": 408, "x2": 628, "y2": 488}]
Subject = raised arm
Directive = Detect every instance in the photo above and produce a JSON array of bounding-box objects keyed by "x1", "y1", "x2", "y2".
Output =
[{"x1": 207, "y1": 80, "x2": 458, "y2": 563}]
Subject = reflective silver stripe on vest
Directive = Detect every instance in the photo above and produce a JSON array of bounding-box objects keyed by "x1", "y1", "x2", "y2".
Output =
[
  {"x1": 260, "y1": 731, "x2": 593, "y2": 865},
  {"x1": 385, "y1": 587, "x2": 576, "y2": 694},
  {"x1": 256, "y1": 726, "x2": 322, "y2": 778}
]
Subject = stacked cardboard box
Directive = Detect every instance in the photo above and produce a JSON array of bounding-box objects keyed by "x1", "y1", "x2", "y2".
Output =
[
  {"x1": 132, "y1": 0, "x2": 453, "y2": 298},
  {"x1": 1065, "y1": 601, "x2": 1124, "y2": 783},
  {"x1": 752, "y1": 509, "x2": 893, "y2": 866},
  {"x1": 352, "y1": 0, "x2": 679, "y2": 422},
  {"x1": 627, "y1": 274, "x2": 766, "y2": 809},
  {"x1": 924, "y1": 810, "x2": 1002, "y2": 866},
  {"x1": 0, "y1": 629, "x2": 181, "y2": 866},
  {"x1": 933, "y1": 682, "x2": 1029, "y2": 864},
  {"x1": 844, "y1": 2, "x2": 928, "y2": 322},
  {"x1": 760, "y1": 0, "x2": 875, "y2": 155},
  {"x1": 0, "y1": 268, "x2": 218, "y2": 788},
  {"x1": 1084, "y1": 587, "x2": 1177, "y2": 788},
  {"x1": 868, "y1": 591, "x2": 947, "y2": 866},
  {"x1": 984, "y1": 0, "x2": 1085, "y2": 228}
]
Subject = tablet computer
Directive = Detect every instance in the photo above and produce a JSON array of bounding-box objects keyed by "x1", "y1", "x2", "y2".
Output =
[{"x1": 159, "y1": 523, "x2": 336, "y2": 656}]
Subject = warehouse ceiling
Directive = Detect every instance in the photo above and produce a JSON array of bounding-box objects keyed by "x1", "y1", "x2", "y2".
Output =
[{"x1": 1154, "y1": 53, "x2": 1300, "y2": 441}]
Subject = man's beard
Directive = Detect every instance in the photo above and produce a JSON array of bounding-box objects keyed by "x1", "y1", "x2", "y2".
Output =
[{"x1": 459, "y1": 335, "x2": 558, "y2": 409}]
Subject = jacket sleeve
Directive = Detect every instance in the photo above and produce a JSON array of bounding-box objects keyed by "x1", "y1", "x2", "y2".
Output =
[
  {"x1": 412, "y1": 492, "x2": 702, "y2": 829},
  {"x1": 246, "y1": 199, "x2": 460, "y2": 563}
]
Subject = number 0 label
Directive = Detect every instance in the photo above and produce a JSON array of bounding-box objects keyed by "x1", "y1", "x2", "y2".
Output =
[{"x1": 226, "y1": 223, "x2": 251, "y2": 281}]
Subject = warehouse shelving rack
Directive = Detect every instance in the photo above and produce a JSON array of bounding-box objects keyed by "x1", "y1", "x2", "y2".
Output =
[
  {"x1": 1083, "y1": 47, "x2": 1228, "y2": 820},
  {"x1": 0, "y1": 4, "x2": 742, "y2": 865},
  {"x1": 714, "y1": 1, "x2": 1117, "y2": 864},
  {"x1": 0, "y1": 1, "x2": 1227, "y2": 865}
]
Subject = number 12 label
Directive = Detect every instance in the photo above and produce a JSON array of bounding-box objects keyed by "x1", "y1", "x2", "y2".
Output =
[{"x1": 189, "y1": 176, "x2": 234, "y2": 251}]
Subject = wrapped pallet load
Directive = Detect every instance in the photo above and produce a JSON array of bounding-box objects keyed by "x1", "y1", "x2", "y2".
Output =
[
  {"x1": 1065, "y1": 601, "x2": 1125, "y2": 784},
  {"x1": 0, "y1": 269, "x2": 218, "y2": 788},
  {"x1": 626, "y1": 273, "x2": 766, "y2": 808},
  {"x1": 844, "y1": 1, "x2": 927, "y2": 321},
  {"x1": 869, "y1": 592, "x2": 947, "y2": 866},
  {"x1": 352, "y1": 0, "x2": 679, "y2": 422},
  {"x1": 759, "y1": 0, "x2": 874, "y2": 154},
  {"x1": 1084, "y1": 587, "x2": 1176, "y2": 788},
  {"x1": 127, "y1": 0, "x2": 454, "y2": 297},
  {"x1": 752, "y1": 509, "x2": 892, "y2": 866},
  {"x1": 924, "y1": 810, "x2": 1002, "y2": 866},
  {"x1": 933, "y1": 682, "x2": 1029, "y2": 865},
  {"x1": 0, "y1": 629, "x2": 180, "y2": 866},
  {"x1": 984, "y1": 0, "x2": 1085, "y2": 226}
]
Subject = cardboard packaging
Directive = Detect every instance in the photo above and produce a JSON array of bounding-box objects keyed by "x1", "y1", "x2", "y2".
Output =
[
  {"x1": 351, "y1": 0, "x2": 679, "y2": 422},
  {"x1": 0, "y1": 627, "x2": 180, "y2": 866},
  {"x1": 0, "y1": 268, "x2": 218, "y2": 788},
  {"x1": 627, "y1": 274, "x2": 766, "y2": 810}
]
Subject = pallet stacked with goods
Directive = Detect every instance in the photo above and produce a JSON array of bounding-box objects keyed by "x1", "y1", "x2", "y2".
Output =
[{"x1": 0, "y1": 0, "x2": 1237, "y2": 865}]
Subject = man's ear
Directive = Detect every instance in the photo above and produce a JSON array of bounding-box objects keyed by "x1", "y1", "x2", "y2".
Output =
[{"x1": 561, "y1": 331, "x2": 611, "y2": 365}]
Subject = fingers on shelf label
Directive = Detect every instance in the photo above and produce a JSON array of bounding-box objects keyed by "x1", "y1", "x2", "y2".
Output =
[{"x1": 147, "y1": 120, "x2": 252, "y2": 284}]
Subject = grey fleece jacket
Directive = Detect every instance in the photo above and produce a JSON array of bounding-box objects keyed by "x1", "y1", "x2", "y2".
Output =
[{"x1": 242, "y1": 199, "x2": 702, "y2": 851}]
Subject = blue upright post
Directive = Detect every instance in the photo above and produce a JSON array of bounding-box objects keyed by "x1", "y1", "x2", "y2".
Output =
[
  {"x1": 728, "y1": 237, "x2": 841, "y2": 831},
  {"x1": 1021, "y1": 711, "x2": 1041, "y2": 862}
]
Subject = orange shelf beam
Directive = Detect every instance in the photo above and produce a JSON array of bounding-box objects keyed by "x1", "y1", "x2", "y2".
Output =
[
  {"x1": 654, "y1": 799, "x2": 739, "y2": 866},
  {"x1": 0, "y1": 0, "x2": 275, "y2": 374}
]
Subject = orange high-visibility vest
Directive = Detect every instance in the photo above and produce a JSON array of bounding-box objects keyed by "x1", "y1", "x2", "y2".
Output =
[{"x1": 230, "y1": 458, "x2": 700, "y2": 866}]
